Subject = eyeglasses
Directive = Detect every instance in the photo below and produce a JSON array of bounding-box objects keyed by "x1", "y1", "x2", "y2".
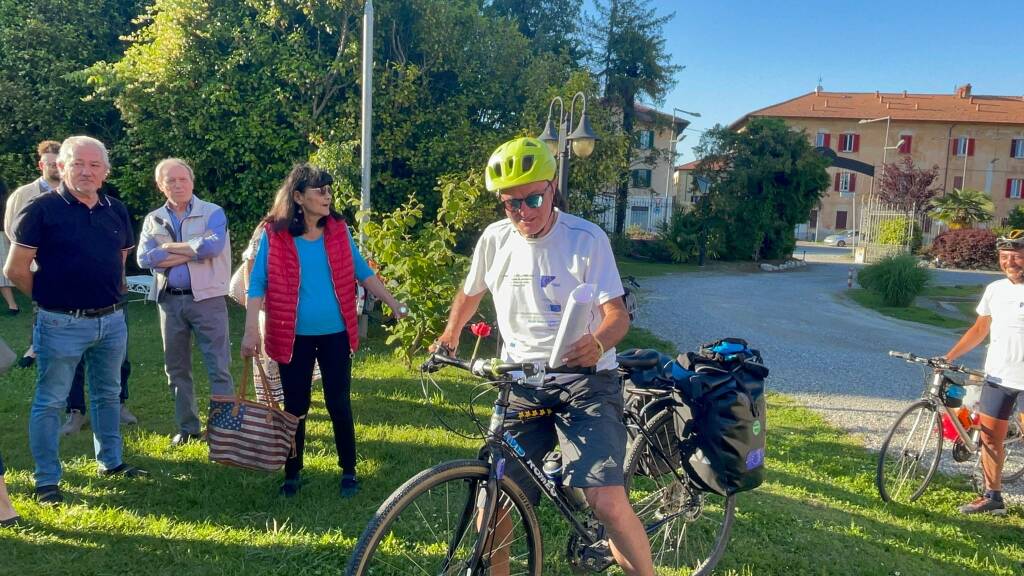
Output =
[
  {"x1": 305, "y1": 185, "x2": 332, "y2": 198},
  {"x1": 501, "y1": 184, "x2": 551, "y2": 212}
]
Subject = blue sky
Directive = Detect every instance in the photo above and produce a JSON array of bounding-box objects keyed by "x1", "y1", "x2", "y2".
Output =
[{"x1": 639, "y1": 0, "x2": 1024, "y2": 163}]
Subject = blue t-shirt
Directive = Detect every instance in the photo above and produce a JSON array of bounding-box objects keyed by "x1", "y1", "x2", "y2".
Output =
[{"x1": 248, "y1": 227, "x2": 374, "y2": 336}]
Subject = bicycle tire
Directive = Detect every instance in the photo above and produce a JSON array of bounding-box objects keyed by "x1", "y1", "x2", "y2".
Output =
[
  {"x1": 346, "y1": 459, "x2": 543, "y2": 576},
  {"x1": 1001, "y1": 416, "x2": 1024, "y2": 483},
  {"x1": 876, "y1": 400, "x2": 943, "y2": 503},
  {"x1": 624, "y1": 409, "x2": 736, "y2": 576}
]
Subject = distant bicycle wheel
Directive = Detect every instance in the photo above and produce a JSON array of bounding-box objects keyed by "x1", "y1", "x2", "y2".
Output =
[
  {"x1": 877, "y1": 400, "x2": 943, "y2": 503},
  {"x1": 624, "y1": 409, "x2": 735, "y2": 576},
  {"x1": 1001, "y1": 414, "x2": 1024, "y2": 483}
]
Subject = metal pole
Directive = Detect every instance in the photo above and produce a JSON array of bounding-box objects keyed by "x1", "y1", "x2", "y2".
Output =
[
  {"x1": 358, "y1": 0, "x2": 374, "y2": 337},
  {"x1": 359, "y1": 0, "x2": 374, "y2": 245},
  {"x1": 665, "y1": 112, "x2": 676, "y2": 197}
]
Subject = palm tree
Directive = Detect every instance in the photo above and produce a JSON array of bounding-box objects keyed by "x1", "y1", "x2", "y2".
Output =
[{"x1": 930, "y1": 188, "x2": 994, "y2": 229}]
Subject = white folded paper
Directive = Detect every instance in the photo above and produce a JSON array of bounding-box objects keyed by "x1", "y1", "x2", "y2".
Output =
[{"x1": 548, "y1": 283, "x2": 596, "y2": 369}]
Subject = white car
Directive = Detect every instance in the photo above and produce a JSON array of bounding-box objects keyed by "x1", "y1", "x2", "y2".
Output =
[{"x1": 823, "y1": 231, "x2": 858, "y2": 247}]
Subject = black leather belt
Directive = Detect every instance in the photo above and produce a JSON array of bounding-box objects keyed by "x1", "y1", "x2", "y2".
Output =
[
  {"x1": 167, "y1": 288, "x2": 193, "y2": 295},
  {"x1": 41, "y1": 303, "x2": 124, "y2": 319}
]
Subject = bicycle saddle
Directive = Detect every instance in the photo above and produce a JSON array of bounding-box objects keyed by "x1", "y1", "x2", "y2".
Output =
[{"x1": 617, "y1": 348, "x2": 661, "y2": 369}]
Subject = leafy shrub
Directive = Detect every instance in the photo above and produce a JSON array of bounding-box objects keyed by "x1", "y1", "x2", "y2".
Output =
[
  {"x1": 930, "y1": 229, "x2": 997, "y2": 270},
  {"x1": 657, "y1": 209, "x2": 720, "y2": 263},
  {"x1": 361, "y1": 171, "x2": 494, "y2": 365},
  {"x1": 857, "y1": 255, "x2": 930, "y2": 307},
  {"x1": 876, "y1": 218, "x2": 922, "y2": 253},
  {"x1": 628, "y1": 239, "x2": 674, "y2": 262}
]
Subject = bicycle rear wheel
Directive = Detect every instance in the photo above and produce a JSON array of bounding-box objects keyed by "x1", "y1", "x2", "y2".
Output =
[
  {"x1": 1001, "y1": 415, "x2": 1024, "y2": 483},
  {"x1": 876, "y1": 400, "x2": 943, "y2": 503},
  {"x1": 345, "y1": 459, "x2": 542, "y2": 576},
  {"x1": 624, "y1": 409, "x2": 735, "y2": 576}
]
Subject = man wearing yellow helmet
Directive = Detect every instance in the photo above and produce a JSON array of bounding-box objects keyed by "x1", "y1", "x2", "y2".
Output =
[
  {"x1": 432, "y1": 137, "x2": 654, "y2": 575},
  {"x1": 945, "y1": 229, "x2": 1024, "y2": 516}
]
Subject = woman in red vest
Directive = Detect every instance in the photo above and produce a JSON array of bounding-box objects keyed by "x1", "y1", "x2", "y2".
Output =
[{"x1": 241, "y1": 164, "x2": 406, "y2": 498}]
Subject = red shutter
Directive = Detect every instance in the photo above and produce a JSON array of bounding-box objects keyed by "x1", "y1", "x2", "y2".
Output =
[
  {"x1": 850, "y1": 173, "x2": 857, "y2": 192},
  {"x1": 1008, "y1": 179, "x2": 1013, "y2": 198},
  {"x1": 823, "y1": 133, "x2": 831, "y2": 149},
  {"x1": 852, "y1": 134, "x2": 860, "y2": 152},
  {"x1": 834, "y1": 172, "x2": 841, "y2": 191},
  {"x1": 951, "y1": 140, "x2": 958, "y2": 155},
  {"x1": 1012, "y1": 140, "x2": 1017, "y2": 158},
  {"x1": 967, "y1": 138, "x2": 975, "y2": 156},
  {"x1": 953, "y1": 176, "x2": 963, "y2": 190},
  {"x1": 900, "y1": 135, "x2": 912, "y2": 153}
]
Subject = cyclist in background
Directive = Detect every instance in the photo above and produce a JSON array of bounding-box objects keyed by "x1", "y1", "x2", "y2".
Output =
[
  {"x1": 431, "y1": 137, "x2": 654, "y2": 575},
  {"x1": 944, "y1": 229, "x2": 1024, "y2": 515}
]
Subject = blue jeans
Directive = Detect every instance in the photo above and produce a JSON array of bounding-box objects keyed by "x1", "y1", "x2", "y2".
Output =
[{"x1": 30, "y1": 308, "x2": 128, "y2": 488}]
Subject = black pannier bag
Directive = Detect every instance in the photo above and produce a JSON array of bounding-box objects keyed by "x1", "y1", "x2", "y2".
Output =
[{"x1": 673, "y1": 338, "x2": 768, "y2": 496}]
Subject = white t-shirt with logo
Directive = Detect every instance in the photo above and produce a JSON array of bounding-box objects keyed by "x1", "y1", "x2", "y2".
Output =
[
  {"x1": 463, "y1": 210, "x2": 625, "y2": 372},
  {"x1": 977, "y1": 278, "x2": 1024, "y2": 391}
]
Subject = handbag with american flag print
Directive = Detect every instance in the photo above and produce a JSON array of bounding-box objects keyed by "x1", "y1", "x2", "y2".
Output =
[{"x1": 207, "y1": 354, "x2": 300, "y2": 472}]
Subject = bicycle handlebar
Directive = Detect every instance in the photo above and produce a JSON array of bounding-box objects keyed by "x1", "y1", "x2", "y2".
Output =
[
  {"x1": 888, "y1": 350, "x2": 986, "y2": 379},
  {"x1": 421, "y1": 348, "x2": 594, "y2": 379}
]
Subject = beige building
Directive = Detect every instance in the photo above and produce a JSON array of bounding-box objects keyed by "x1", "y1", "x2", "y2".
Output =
[
  {"x1": 724, "y1": 84, "x2": 1024, "y2": 239},
  {"x1": 595, "y1": 104, "x2": 689, "y2": 233}
]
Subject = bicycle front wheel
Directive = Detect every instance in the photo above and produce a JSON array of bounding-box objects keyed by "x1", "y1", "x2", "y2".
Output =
[
  {"x1": 345, "y1": 459, "x2": 542, "y2": 576},
  {"x1": 624, "y1": 409, "x2": 735, "y2": 576},
  {"x1": 876, "y1": 400, "x2": 943, "y2": 503}
]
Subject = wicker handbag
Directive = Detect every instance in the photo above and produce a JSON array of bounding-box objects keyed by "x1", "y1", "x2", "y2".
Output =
[{"x1": 207, "y1": 355, "x2": 300, "y2": 472}]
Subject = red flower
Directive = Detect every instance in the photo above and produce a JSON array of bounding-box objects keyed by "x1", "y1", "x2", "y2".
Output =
[{"x1": 470, "y1": 322, "x2": 492, "y2": 338}]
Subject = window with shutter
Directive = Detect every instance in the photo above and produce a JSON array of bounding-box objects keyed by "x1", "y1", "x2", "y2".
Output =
[
  {"x1": 637, "y1": 130, "x2": 654, "y2": 150},
  {"x1": 839, "y1": 172, "x2": 851, "y2": 192},
  {"x1": 630, "y1": 169, "x2": 652, "y2": 188},
  {"x1": 953, "y1": 176, "x2": 963, "y2": 190},
  {"x1": 839, "y1": 134, "x2": 855, "y2": 153},
  {"x1": 954, "y1": 136, "x2": 974, "y2": 156},
  {"x1": 1012, "y1": 139, "x2": 1024, "y2": 159},
  {"x1": 835, "y1": 210, "x2": 848, "y2": 229},
  {"x1": 898, "y1": 135, "x2": 912, "y2": 154},
  {"x1": 1010, "y1": 179, "x2": 1024, "y2": 199}
]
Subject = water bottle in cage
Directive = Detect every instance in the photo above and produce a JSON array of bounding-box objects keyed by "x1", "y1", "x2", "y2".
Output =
[{"x1": 542, "y1": 451, "x2": 589, "y2": 511}]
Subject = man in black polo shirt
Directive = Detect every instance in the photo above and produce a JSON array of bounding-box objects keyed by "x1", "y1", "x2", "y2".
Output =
[{"x1": 5, "y1": 135, "x2": 147, "y2": 504}]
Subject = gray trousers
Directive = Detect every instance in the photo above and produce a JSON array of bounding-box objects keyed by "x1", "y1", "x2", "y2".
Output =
[{"x1": 158, "y1": 294, "x2": 233, "y2": 435}]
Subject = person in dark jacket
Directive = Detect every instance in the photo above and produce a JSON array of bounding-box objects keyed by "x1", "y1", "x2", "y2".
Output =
[{"x1": 241, "y1": 164, "x2": 406, "y2": 498}]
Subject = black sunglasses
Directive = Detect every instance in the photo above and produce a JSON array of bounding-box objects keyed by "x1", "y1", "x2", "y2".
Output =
[{"x1": 501, "y1": 183, "x2": 552, "y2": 212}]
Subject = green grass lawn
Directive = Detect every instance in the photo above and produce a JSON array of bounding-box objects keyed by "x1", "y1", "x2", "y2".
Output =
[
  {"x1": 846, "y1": 289, "x2": 973, "y2": 330},
  {"x1": 922, "y1": 284, "x2": 986, "y2": 300},
  {"x1": 2, "y1": 294, "x2": 1022, "y2": 575}
]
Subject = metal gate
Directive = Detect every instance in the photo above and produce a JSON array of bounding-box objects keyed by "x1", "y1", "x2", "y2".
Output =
[{"x1": 855, "y1": 196, "x2": 918, "y2": 264}]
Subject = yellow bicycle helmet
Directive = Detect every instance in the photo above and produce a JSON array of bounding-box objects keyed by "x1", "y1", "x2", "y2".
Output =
[
  {"x1": 997, "y1": 229, "x2": 1024, "y2": 251},
  {"x1": 484, "y1": 137, "x2": 557, "y2": 192}
]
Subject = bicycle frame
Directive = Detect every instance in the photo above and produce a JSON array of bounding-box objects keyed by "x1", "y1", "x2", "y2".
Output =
[
  {"x1": 459, "y1": 374, "x2": 688, "y2": 573},
  {"x1": 924, "y1": 370, "x2": 982, "y2": 454}
]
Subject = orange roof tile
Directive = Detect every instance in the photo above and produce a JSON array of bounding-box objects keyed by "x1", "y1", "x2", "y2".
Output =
[
  {"x1": 732, "y1": 86, "x2": 1024, "y2": 129},
  {"x1": 675, "y1": 160, "x2": 700, "y2": 171}
]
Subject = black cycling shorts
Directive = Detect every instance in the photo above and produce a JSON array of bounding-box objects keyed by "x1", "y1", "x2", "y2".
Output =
[
  {"x1": 978, "y1": 380, "x2": 1023, "y2": 421},
  {"x1": 502, "y1": 370, "x2": 627, "y2": 505}
]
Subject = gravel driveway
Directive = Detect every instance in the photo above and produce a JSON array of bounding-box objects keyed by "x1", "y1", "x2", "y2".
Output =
[{"x1": 634, "y1": 259, "x2": 1015, "y2": 488}]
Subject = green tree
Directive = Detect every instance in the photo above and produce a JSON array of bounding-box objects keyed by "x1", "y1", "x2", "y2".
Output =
[
  {"x1": 0, "y1": 0, "x2": 142, "y2": 187},
  {"x1": 693, "y1": 118, "x2": 830, "y2": 261},
  {"x1": 89, "y1": 0, "x2": 364, "y2": 242},
  {"x1": 1005, "y1": 205, "x2": 1024, "y2": 230},
  {"x1": 484, "y1": 0, "x2": 584, "y2": 60},
  {"x1": 586, "y1": 0, "x2": 681, "y2": 236},
  {"x1": 929, "y1": 188, "x2": 994, "y2": 229}
]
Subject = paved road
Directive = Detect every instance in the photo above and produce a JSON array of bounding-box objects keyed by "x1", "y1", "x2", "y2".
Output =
[
  {"x1": 635, "y1": 260, "x2": 1009, "y2": 482},
  {"x1": 793, "y1": 242, "x2": 852, "y2": 259}
]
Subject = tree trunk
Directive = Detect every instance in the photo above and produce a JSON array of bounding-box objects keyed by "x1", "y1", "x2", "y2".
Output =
[{"x1": 614, "y1": 93, "x2": 635, "y2": 236}]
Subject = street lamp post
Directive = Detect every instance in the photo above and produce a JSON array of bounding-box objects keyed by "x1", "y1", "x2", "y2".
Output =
[
  {"x1": 538, "y1": 92, "x2": 599, "y2": 209},
  {"x1": 664, "y1": 108, "x2": 701, "y2": 198},
  {"x1": 858, "y1": 116, "x2": 894, "y2": 247}
]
